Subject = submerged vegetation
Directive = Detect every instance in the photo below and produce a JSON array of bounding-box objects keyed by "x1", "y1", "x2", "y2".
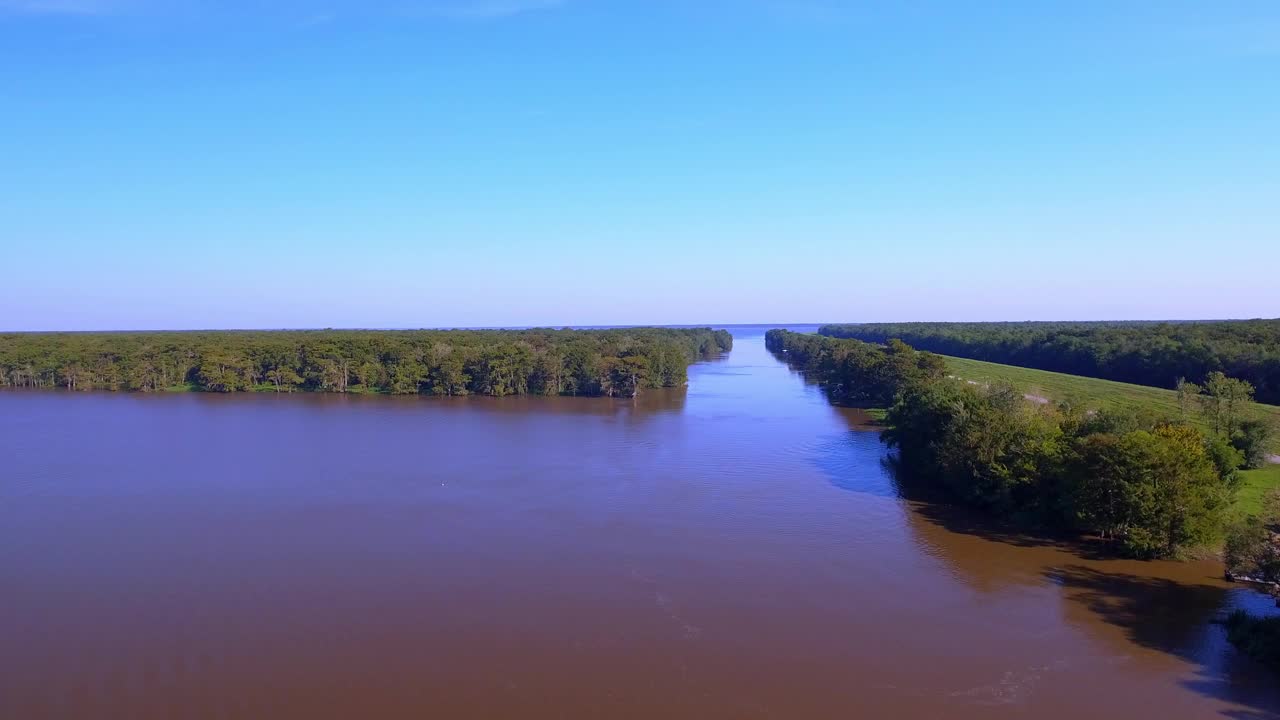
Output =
[
  {"x1": 1225, "y1": 611, "x2": 1280, "y2": 671},
  {"x1": 0, "y1": 328, "x2": 732, "y2": 398},
  {"x1": 819, "y1": 320, "x2": 1280, "y2": 405},
  {"x1": 767, "y1": 329, "x2": 1266, "y2": 559}
]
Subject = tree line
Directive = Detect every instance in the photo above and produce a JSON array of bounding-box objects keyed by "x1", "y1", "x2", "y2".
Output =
[
  {"x1": 767, "y1": 329, "x2": 1268, "y2": 559},
  {"x1": 765, "y1": 329, "x2": 947, "y2": 407},
  {"x1": 818, "y1": 320, "x2": 1280, "y2": 405},
  {"x1": 0, "y1": 328, "x2": 733, "y2": 398}
]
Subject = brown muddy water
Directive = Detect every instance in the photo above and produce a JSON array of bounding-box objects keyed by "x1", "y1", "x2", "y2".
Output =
[{"x1": 3, "y1": 327, "x2": 1278, "y2": 719}]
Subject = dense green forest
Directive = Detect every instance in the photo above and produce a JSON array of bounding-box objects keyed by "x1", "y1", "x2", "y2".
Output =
[
  {"x1": 0, "y1": 328, "x2": 733, "y2": 398},
  {"x1": 765, "y1": 329, "x2": 948, "y2": 407},
  {"x1": 767, "y1": 329, "x2": 1266, "y2": 559},
  {"x1": 817, "y1": 320, "x2": 1280, "y2": 405}
]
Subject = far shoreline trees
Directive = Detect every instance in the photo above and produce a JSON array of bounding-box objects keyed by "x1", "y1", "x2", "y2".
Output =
[
  {"x1": 818, "y1": 320, "x2": 1280, "y2": 405},
  {"x1": 0, "y1": 328, "x2": 733, "y2": 399}
]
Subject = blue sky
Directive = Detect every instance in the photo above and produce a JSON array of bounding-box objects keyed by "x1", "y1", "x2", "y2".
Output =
[{"x1": 1, "y1": 1, "x2": 1277, "y2": 330}]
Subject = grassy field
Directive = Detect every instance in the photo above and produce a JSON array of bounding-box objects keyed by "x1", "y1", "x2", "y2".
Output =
[
  {"x1": 942, "y1": 354, "x2": 1280, "y2": 516},
  {"x1": 1236, "y1": 465, "x2": 1280, "y2": 517}
]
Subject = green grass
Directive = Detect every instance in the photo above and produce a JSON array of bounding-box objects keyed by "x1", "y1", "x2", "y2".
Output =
[
  {"x1": 1237, "y1": 465, "x2": 1280, "y2": 517},
  {"x1": 942, "y1": 354, "x2": 1280, "y2": 516},
  {"x1": 943, "y1": 355, "x2": 1280, "y2": 449}
]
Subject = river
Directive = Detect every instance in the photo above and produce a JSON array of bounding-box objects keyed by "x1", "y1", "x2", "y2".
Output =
[{"x1": 2, "y1": 326, "x2": 1278, "y2": 718}]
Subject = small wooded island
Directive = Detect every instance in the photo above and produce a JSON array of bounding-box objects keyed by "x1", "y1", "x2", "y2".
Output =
[{"x1": 0, "y1": 327, "x2": 733, "y2": 398}]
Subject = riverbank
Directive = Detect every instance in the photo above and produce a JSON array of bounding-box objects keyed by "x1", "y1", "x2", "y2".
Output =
[
  {"x1": 768, "y1": 329, "x2": 1264, "y2": 559},
  {"x1": 941, "y1": 355, "x2": 1280, "y2": 516}
]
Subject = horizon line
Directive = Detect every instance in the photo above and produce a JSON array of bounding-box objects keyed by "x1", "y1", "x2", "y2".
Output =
[{"x1": 4, "y1": 318, "x2": 1279, "y2": 334}]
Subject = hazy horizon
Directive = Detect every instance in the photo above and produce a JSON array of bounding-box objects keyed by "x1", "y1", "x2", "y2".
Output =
[{"x1": 7, "y1": 318, "x2": 1280, "y2": 334}]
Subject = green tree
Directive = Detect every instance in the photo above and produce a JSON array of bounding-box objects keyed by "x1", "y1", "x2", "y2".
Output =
[
  {"x1": 1175, "y1": 377, "x2": 1201, "y2": 419},
  {"x1": 388, "y1": 360, "x2": 425, "y2": 395},
  {"x1": 1232, "y1": 419, "x2": 1275, "y2": 470},
  {"x1": 610, "y1": 356, "x2": 651, "y2": 397},
  {"x1": 1203, "y1": 435, "x2": 1246, "y2": 490},
  {"x1": 268, "y1": 365, "x2": 304, "y2": 392},
  {"x1": 1199, "y1": 371, "x2": 1255, "y2": 436},
  {"x1": 197, "y1": 353, "x2": 249, "y2": 392},
  {"x1": 1078, "y1": 424, "x2": 1231, "y2": 558},
  {"x1": 355, "y1": 361, "x2": 384, "y2": 391}
]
